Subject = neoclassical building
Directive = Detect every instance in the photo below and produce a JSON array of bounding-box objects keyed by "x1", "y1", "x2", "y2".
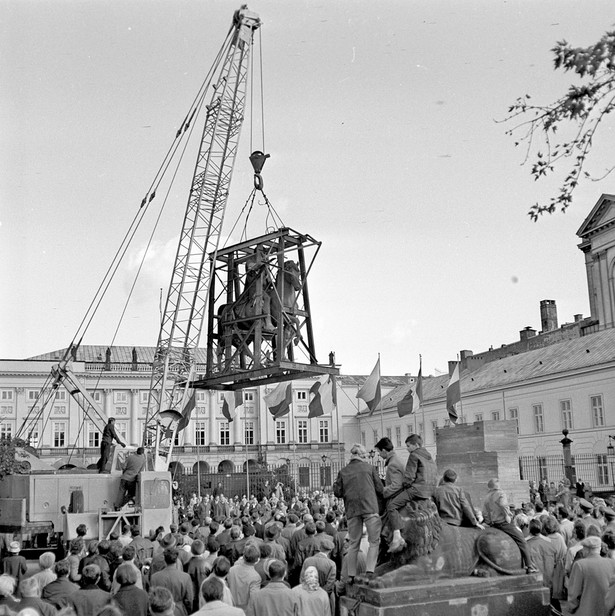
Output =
[{"x1": 355, "y1": 193, "x2": 615, "y2": 491}]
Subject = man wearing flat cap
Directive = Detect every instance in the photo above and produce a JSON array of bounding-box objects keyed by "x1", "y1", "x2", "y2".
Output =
[
  {"x1": 568, "y1": 535, "x2": 615, "y2": 615},
  {"x1": 578, "y1": 498, "x2": 602, "y2": 533}
]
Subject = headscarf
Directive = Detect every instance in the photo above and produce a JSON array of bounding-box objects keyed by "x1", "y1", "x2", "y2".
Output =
[{"x1": 301, "y1": 566, "x2": 320, "y2": 592}]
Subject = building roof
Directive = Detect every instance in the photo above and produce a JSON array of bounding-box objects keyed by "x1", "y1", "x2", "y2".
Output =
[{"x1": 380, "y1": 327, "x2": 615, "y2": 411}]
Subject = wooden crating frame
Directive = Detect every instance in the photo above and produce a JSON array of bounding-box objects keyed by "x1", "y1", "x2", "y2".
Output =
[{"x1": 195, "y1": 227, "x2": 338, "y2": 390}]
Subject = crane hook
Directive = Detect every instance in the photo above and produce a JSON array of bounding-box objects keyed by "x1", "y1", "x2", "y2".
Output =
[{"x1": 249, "y1": 150, "x2": 270, "y2": 191}]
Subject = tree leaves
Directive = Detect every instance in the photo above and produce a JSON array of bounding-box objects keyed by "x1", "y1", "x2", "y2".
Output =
[
  {"x1": 0, "y1": 437, "x2": 31, "y2": 480},
  {"x1": 503, "y1": 28, "x2": 615, "y2": 220}
]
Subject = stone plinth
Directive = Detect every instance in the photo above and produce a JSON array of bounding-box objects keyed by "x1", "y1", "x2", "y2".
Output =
[
  {"x1": 340, "y1": 574, "x2": 549, "y2": 616},
  {"x1": 436, "y1": 420, "x2": 526, "y2": 510}
]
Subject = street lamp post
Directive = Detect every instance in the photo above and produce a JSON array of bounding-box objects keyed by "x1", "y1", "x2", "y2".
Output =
[
  {"x1": 560, "y1": 430, "x2": 576, "y2": 487},
  {"x1": 607, "y1": 435, "x2": 615, "y2": 488}
]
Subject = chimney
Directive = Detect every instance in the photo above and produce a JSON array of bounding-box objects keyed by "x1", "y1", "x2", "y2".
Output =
[
  {"x1": 460, "y1": 350, "x2": 473, "y2": 360},
  {"x1": 574, "y1": 314, "x2": 583, "y2": 322},
  {"x1": 404, "y1": 373, "x2": 414, "y2": 384},
  {"x1": 520, "y1": 326, "x2": 536, "y2": 341},
  {"x1": 540, "y1": 299, "x2": 558, "y2": 333}
]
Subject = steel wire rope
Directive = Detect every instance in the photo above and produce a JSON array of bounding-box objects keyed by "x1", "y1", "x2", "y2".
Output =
[
  {"x1": 60, "y1": 28, "x2": 234, "y2": 368},
  {"x1": 85, "y1": 81, "x2": 210, "y2": 436},
  {"x1": 17, "y1": 22, "x2": 236, "y2": 453}
]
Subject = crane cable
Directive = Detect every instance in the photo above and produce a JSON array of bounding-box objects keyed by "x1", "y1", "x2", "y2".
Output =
[{"x1": 17, "y1": 28, "x2": 236, "y2": 443}]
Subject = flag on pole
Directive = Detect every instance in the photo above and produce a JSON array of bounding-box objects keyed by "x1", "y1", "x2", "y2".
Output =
[
  {"x1": 356, "y1": 358, "x2": 381, "y2": 415},
  {"x1": 446, "y1": 363, "x2": 461, "y2": 424},
  {"x1": 265, "y1": 381, "x2": 293, "y2": 419},
  {"x1": 397, "y1": 362, "x2": 423, "y2": 417},
  {"x1": 221, "y1": 390, "x2": 243, "y2": 422},
  {"x1": 177, "y1": 391, "x2": 196, "y2": 433},
  {"x1": 308, "y1": 375, "x2": 335, "y2": 418}
]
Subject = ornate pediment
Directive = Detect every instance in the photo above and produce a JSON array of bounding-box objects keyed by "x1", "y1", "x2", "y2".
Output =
[{"x1": 577, "y1": 193, "x2": 615, "y2": 240}]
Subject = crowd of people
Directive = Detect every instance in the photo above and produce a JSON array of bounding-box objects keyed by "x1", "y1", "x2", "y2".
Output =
[{"x1": 0, "y1": 471, "x2": 356, "y2": 616}]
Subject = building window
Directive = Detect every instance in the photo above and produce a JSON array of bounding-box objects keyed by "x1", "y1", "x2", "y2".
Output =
[
  {"x1": 560, "y1": 399, "x2": 573, "y2": 431},
  {"x1": 55, "y1": 390, "x2": 66, "y2": 401},
  {"x1": 27, "y1": 390, "x2": 40, "y2": 401},
  {"x1": 296, "y1": 404, "x2": 308, "y2": 413},
  {"x1": 88, "y1": 424, "x2": 100, "y2": 448},
  {"x1": 491, "y1": 411, "x2": 500, "y2": 421},
  {"x1": 115, "y1": 406, "x2": 128, "y2": 417},
  {"x1": 418, "y1": 423, "x2": 424, "y2": 439},
  {"x1": 533, "y1": 404, "x2": 544, "y2": 433},
  {"x1": 114, "y1": 392, "x2": 128, "y2": 404},
  {"x1": 474, "y1": 413, "x2": 483, "y2": 422},
  {"x1": 0, "y1": 391, "x2": 13, "y2": 401},
  {"x1": 26, "y1": 423, "x2": 40, "y2": 448},
  {"x1": 219, "y1": 422, "x2": 230, "y2": 445},
  {"x1": 386, "y1": 427, "x2": 392, "y2": 440},
  {"x1": 361, "y1": 431, "x2": 366, "y2": 446},
  {"x1": 53, "y1": 405, "x2": 67, "y2": 416},
  {"x1": 408, "y1": 424, "x2": 414, "y2": 437},
  {"x1": 537, "y1": 456, "x2": 547, "y2": 481},
  {"x1": 244, "y1": 391, "x2": 255, "y2": 402},
  {"x1": 296, "y1": 391, "x2": 307, "y2": 401},
  {"x1": 90, "y1": 390, "x2": 103, "y2": 403},
  {"x1": 139, "y1": 391, "x2": 150, "y2": 404},
  {"x1": 509, "y1": 407, "x2": 519, "y2": 433},
  {"x1": 431, "y1": 420, "x2": 438, "y2": 440},
  {"x1": 319, "y1": 420, "x2": 329, "y2": 443},
  {"x1": 395, "y1": 426, "x2": 402, "y2": 447},
  {"x1": 373, "y1": 429, "x2": 378, "y2": 445},
  {"x1": 597, "y1": 454, "x2": 609, "y2": 485},
  {"x1": 245, "y1": 421, "x2": 254, "y2": 445},
  {"x1": 298, "y1": 420, "x2": 308, "y2": 444},
  {"x1": 0, "y1": 422, "x2": 13, "y2": 439},
  {"x1": 276, "y1": 421, "x2": 287, "y2": 444},
  {"x1": 53, "y1": 422, "x2": 66, "y2": 447},
  {"x1": 116, "y1": 421, "x2": 128, "y2": 443},
  {"x1": 195, "y1": 422, "x2": 207, "y2": 446},
  {"x1": 298, "y1": 466, "x2": 310, "y2": 488},
  {"x1": 591, "y1": 395, "x2": 605, "y2": 427},
  {"x1": 139, "y1": 421, "x2": 154, "y2": 447}
]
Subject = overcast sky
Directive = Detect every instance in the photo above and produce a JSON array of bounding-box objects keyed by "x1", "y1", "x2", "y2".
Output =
[{"x1": 1, "y1": 0, "x2": 613, "y2": 377}]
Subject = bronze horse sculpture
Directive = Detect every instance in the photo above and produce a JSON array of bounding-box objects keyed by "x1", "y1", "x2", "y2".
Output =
[{"x1": 217, "y1": 258, "x2": 302, "y2": 366}]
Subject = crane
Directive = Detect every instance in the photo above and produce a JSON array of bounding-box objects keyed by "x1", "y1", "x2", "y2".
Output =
[{"x1": 142, "y1": 7, "x2": 261, "y2": 469}]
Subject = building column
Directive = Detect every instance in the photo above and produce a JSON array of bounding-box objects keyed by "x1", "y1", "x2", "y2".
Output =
[
  {"x1": 130, "y1": 389, "x2": 139, "y2": 446},
  {"x1": 233, "y1": 411, "x2": 242, "y2": 445},
  {"x1": 104, "y1": 389, "x2": 113, "y2": 419},
  {"x1": 14, "y1": 388, "x2": 24, "y2": 440},
  {"x1": 208, "y1": 390, "x2": 217, "y2": 446}
]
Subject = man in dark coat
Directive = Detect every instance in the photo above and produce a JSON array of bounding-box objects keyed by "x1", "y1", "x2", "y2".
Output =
[
  {"x1": 434, "y1": 469, "x2": 483, "y2": 528},
  {"x1": 333, "y1": 442, "x2": 384, "y2": 581},
  {"x1": 42, "y1": 560, "x2": 79, "y2": 609},
  {"x1": 116, "y1": 446, "x2": 146, "y2": 508},
  {"x1": 113, "y1": 563, "x2": 149, "y2": 616},
  {"x1": 387, "y1": 433, "x2": 438, "y2": 552},
  {"x1": 68, "y1": 564, "x2": 111, "y2": 616},
  {"x1": 99, "y1": 417, "x2": 125, "y2": 473},
  {"x1": 149, "y1": 547, "x2": 193, "y2": 616}
]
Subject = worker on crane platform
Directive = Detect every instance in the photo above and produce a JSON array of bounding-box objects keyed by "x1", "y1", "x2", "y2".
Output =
[{"x1": 98, "y1": 418, "x2": 126, "y2": 473}]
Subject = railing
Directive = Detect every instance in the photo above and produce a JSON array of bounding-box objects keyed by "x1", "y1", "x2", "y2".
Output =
[{"x1": 519, "y1": 453, "x2": 614, "y2": 494}]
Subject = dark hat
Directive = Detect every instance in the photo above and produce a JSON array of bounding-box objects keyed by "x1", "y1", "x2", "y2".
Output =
[
  {"x1": 159, "y1": 533, "x2": 177, "y2": 549},
  {"x1": 579, "y1": 498, "x2": 593, "y2": 511}
]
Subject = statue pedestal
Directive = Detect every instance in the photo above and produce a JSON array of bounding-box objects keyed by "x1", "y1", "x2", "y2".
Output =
[
  {"x1": 340, "y1": 574, "x2": 549, "y2": 616},
  {"x1": 436, "y1": 420, "x2": 526, "y2": 509}
]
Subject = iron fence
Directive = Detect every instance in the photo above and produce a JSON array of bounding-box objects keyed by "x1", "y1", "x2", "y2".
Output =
[
  {"x1": 173, "y1": 460, "x2": 345, "y2": 501},
  {"x1": 519, "y1": 453, "x2": 614, "y2": 494}
]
